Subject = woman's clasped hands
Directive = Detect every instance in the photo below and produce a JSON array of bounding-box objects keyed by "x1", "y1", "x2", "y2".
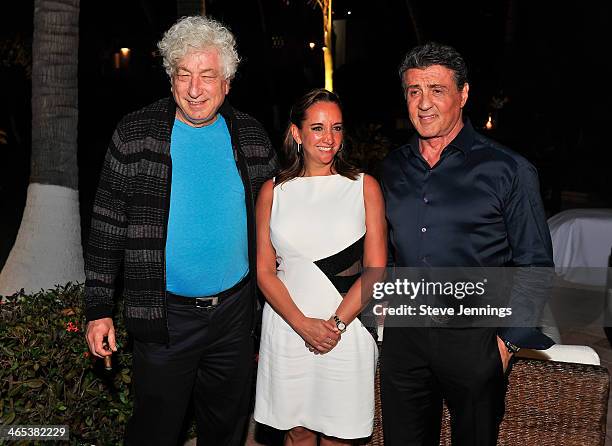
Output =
[{"x1": 298, "y1": 316, "x2": 341, "y2": 354}]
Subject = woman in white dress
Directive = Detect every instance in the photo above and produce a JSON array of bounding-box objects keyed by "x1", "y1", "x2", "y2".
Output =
[{"x1": 254, "y1": 89, "x2": 387, "y2": 445}]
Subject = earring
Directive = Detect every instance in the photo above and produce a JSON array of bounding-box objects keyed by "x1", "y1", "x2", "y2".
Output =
[{"x1": 297, "y1": 143, "x2": 302, "y2": 154}]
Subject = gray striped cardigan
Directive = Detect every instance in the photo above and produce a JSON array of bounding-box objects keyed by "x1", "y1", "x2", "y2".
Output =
[{"x1": 84, "y1": 97, "x2": 279, "y2": 342}]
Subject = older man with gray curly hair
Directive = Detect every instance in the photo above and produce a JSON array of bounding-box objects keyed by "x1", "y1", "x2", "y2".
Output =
[{"x1": 84, "y1": 15, "x2": 278, "y2": 446}]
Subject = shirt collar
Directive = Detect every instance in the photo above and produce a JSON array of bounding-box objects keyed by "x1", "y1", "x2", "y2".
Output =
[
  {"x1": 404, "y1": 117, "x2": 476, "y2": 158},
  {"x1": 449, "y1": 118, "x2": 475, "y2": 154}
]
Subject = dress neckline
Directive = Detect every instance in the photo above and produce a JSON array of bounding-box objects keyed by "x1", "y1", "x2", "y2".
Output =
[{"x1": 297, "y1": 174, "x2": 341, "y2": 179}]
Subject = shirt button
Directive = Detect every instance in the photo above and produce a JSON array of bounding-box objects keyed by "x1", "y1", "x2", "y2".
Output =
[
  {"x1": 421, "y1": 227, "x2": 427, "y2": 233},
  {"x1": 423, "y1": 197, "x2": 429, "y2": 204}
]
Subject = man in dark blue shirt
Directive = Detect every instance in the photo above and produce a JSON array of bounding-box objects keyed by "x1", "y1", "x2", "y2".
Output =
[{"x1": 380, "y1": 42, "x2": 554, "y2": 445}]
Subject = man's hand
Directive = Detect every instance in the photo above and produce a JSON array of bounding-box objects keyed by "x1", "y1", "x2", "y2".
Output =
[
  {"x1": 496, "y1": 335, "x2": 513, "y2": 373},
  {"x1": 298, "y1": 317, "x2": 340, "y2": 354},
  {"x1": 86, "y1": 318, "x2": 117, "y2": 358}
]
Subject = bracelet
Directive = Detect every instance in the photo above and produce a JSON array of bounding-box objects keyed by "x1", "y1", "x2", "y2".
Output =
[{"x1": 504, "y1": 340, "x2": 521, "y2": 354}]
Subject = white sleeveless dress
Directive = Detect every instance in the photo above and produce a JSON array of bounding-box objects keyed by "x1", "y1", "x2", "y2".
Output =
[{"x1": 254, "y1": 173, "x2": 378, "y2": 439}]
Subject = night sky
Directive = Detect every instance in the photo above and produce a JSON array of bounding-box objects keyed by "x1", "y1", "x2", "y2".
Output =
[{"x1": 0, "y1": 0, "x2": 610, "y2": 265}]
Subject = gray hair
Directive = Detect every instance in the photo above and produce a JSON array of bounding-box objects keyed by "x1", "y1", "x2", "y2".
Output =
[
  {"x1": 158, "y1": 16, "x2": 240, "y2": 80},
  {"x1": 399, "y1": 42, "x2": 468, "y2": 92}
]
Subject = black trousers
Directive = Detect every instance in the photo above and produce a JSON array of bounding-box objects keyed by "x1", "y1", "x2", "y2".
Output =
[
  {"x1": 380, "y1": 327, "x2": 506, "y2": 446},
  {"x1": 124, "y1": 280, "x2": 254, "y2": 446}
]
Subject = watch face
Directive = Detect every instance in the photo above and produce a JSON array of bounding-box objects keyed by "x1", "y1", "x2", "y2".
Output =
[{"x1": 334, "y1": 315, "x2": 346, "y2": 332}]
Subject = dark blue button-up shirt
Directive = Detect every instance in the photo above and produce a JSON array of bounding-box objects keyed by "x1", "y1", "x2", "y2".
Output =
[
  {"x1": 381, "y1": 119, "x2": 553, "y2": 269},
  {"x1": 380, "y1": 119, "x2": 554, "y2": 348}
]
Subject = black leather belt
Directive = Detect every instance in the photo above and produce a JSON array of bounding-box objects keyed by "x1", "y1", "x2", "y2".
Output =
[{"x1": 166, "y1": 276, "x2": 250, "y2": 309}]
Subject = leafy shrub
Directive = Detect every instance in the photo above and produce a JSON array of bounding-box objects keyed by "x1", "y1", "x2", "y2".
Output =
[{"x1": 0, "y1": 283, "x2": 132, "y2": 445}]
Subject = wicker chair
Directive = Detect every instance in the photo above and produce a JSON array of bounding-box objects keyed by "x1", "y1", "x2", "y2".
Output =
[{"x1": 368, "y1": 359, "x2": 610, "y2": 446}]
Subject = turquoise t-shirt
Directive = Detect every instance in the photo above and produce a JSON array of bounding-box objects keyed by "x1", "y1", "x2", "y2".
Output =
[{"x1": 165, "y1": 116, "x2": 248, "y2": 296}]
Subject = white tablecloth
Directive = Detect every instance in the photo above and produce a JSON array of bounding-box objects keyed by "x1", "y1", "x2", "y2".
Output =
[{"x1": 548, "y1": 208, "x2": 612, "y2": 286}]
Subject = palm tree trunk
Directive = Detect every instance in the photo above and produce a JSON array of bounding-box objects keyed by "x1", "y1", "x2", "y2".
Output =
[
  {"x1": 0, "y1": 0, "x2": 83, "y2": 296},
  {"x1": 30, "y1": 0, "x2": 79, "y2": 188},
  {"x1": 322, "y1": 0, "x2": 333, "y2": 91}
]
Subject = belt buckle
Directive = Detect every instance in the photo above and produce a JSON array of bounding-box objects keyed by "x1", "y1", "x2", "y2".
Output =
[{"x1": 195, "y1": 296, "x2": 219, "y2": 308}]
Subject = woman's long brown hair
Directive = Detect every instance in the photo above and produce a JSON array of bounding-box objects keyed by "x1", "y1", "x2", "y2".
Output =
[{"x1": 275, "y1": 89, "x2": 360, "y2": 186}]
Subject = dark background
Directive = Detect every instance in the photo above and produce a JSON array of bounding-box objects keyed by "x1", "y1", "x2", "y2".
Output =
[{"x1": 1, "y1": 0, "x2": 610, "y2": 269}]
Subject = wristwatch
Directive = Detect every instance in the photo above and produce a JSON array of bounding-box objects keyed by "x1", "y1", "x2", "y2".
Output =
[
  {"x1": 333, "y1": 314, "x2": 347, "y2": 333},
  {"x1": 504, "y1": 339, "x2": 521, "y2": 354}
]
